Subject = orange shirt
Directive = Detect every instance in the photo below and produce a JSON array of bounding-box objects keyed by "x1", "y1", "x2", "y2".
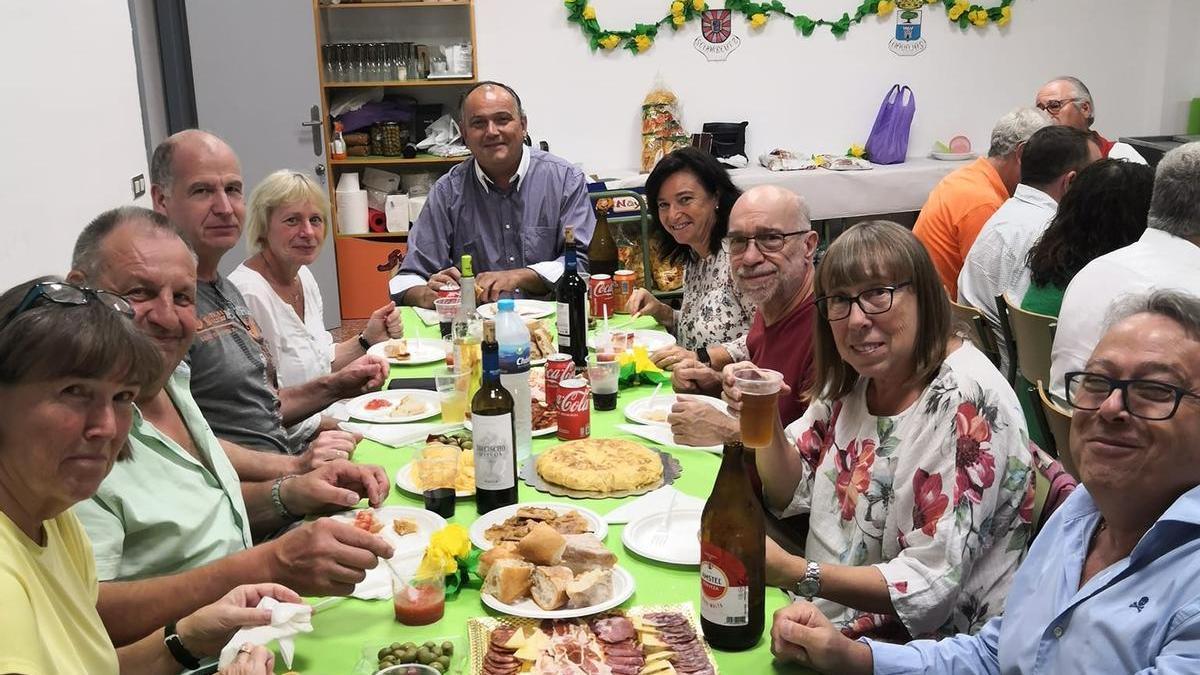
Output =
[{"x1": 912, "y1": 157, "x2": 1009, "y2": 298}]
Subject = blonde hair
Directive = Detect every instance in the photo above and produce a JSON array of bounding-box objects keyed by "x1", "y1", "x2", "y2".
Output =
[{"x1": 244, "y1": 170, "x2": 330, "y2": 255}]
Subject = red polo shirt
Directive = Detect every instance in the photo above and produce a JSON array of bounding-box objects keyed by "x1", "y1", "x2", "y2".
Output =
[{"x1": 746, "y1": 293, "x2": 816, "y2": 426}]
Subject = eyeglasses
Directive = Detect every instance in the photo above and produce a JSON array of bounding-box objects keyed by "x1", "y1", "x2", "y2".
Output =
[
  {"x1": 815, "y1": 282, "x2": 912, "y2": 321},
  {"x1": 721, "y1": 230, "x2": 810, "y2": 255},
  {"x1": 1065, "y1": 371, "x2": 1200, "y2": 421},
  {"x1": 0, "y1": 282, "x2": 135, "y2": 334},
  {"x1": 1036, "y1": 98, "x2": 1079, "y2": 114}
]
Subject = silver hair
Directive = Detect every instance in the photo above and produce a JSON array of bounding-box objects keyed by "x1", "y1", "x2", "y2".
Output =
[
  {"x1": 1049, "y1": 76, "x2": 1095, "y2": 125},
  {"x1": 71, "y1": 206, "x2": 195, "y2": 282},
  {"x1": 1146, "y1": 142, "x2": 1200, "y2": 239},
  {"x1": 1104, "y1": 289, "x2": 1200, "y2": 344},
  {"x1": 988, "y1": 107, "x2": 1052, "y2": 158}
]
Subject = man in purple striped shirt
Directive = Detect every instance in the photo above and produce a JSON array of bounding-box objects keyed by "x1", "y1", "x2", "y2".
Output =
[{"x1": 391, "y1": 81, "x2": 596, "y2": 307}]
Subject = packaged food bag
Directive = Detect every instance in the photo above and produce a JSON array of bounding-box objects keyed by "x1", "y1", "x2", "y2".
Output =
[{"x1": 641, "y1": 76, "x2": 689, "y2": 172}]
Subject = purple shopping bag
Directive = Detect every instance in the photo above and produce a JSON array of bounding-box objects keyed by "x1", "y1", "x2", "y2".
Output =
[{"x1": 864, "y1": 85, "x2": 916, "y2": 165}]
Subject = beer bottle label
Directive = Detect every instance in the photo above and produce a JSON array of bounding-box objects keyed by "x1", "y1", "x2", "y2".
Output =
[
  {"x1": 700, "y1": 542, "x2": 750, "y2": 626},
  {"x1": 473, "y1": 413, "x2": 515, "y2": 490},
  {"x1": 556, "y1": 303, "x2": 571, "y2": 346}
]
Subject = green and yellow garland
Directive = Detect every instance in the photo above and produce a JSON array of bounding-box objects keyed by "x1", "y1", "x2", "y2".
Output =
[{"x1": 565, "y1": 0, "x2": 1015, "y2": 54}]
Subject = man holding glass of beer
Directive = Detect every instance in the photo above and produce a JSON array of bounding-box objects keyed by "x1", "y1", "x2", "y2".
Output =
[{"x1": 667, "y1": 185, "x2": 819, "y2": 447}]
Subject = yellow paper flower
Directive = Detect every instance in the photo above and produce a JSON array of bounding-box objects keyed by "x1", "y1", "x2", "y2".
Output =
[
  {"x1": 849, "y1": 144, "x2": 866, "y2": 158},
  {"x1": 417, "y1": 545, "x2": 456, "y2": 578},
  {"x1": 634, "y1": 35, "x2": 653, "y2": 52},
  {"x1": 750, "y1": 12, "x2": 768, "y2": 28},
  {"x1": 948, "y1": 3, "x2": 967, "y2": 20},
  {"x1": 430, "y1": 524, "x2": 470, "y2": 559},
  {"x1": 599, "y1": 34, "x2": 620, "y2": 49},
  {"x1": 671, "y1": 1, "x2": 685, "y2": 14},
  {"x1": 877, "y1": 1, "x2": 895, "y2": 16},
  {"x1": 997, "y1": 6, "x2": 1011, "y2": 25},
  {"x1": 672, "y1": 14, "x2": 685, "y2": 25},
  {"x1": 692, "y1": 0, "x2": 706, "y2": 11},
  {"x1": 968, "y1": 8, "x2": 988, "y2": 25},
  {"x1": 582, "y1": 5, "x2": 596, "y2": 20}
]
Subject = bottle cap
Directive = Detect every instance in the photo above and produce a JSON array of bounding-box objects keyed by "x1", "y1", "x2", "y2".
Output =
[
  {"x1": 461, "y1": 254, "x2": 473, "y2": 276},
  {"x1": 497, "y1": 298, "x2": 515, "y2": 312}
]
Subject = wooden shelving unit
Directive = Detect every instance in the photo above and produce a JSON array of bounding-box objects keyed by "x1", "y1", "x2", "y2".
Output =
[{"x1": 311, "y1": 0, "x2": 477, "y2": 318}]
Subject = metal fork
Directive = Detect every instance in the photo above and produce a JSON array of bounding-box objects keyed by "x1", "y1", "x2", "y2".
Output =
[{"x1": 650, "y1": 489, "x2": 679, "y2": 549}]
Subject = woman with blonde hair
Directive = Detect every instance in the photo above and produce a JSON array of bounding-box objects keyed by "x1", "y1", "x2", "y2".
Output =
[{"x1": 230, "y1": 170, "x2": 402, "y2": 442}]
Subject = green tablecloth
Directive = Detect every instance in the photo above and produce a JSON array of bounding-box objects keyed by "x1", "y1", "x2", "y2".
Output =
[{"x1": 289, "y1": 309, "x2": 805, "y2": 674}]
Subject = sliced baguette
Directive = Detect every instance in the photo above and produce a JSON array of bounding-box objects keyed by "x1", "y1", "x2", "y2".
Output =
[
  {"x1": 483, "y1": 559, "x2": 534, "y2": 604},
  {"x1": 518, "y1": 521, "x2": 567, "y2": 566},
  {"x1": 530, "y1": 565, "x2": 574, "y2": 610}
]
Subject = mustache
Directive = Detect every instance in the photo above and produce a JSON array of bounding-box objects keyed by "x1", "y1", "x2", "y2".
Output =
[{"x1": 735, "y1": 265, "x2": 776, "y2": 278}]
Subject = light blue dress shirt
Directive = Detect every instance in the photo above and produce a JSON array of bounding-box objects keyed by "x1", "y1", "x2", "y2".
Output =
[{"x1": 869, "y1": 483, "x2": 1200, "y2": 674}]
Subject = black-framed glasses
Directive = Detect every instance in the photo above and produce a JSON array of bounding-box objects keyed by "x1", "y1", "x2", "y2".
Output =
[
  {"x1": 1036, "y1": 98, "x2": 1079, "y2": 113},
  {"x1": 1065, "y1": 371, "x2": 1200, "y2": 421},
  {"x1": 0, "y1": 282, "x2": 135, "y2": 334},
  {"x1": 721, "y1": 230, "x2": 810, "y2": 255},
  {"x1": 816, "y1": 282, "x2": 912, "y2": 321}
]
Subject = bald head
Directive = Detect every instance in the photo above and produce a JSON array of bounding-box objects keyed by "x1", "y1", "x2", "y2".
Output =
[
  {"x1": 150, "y1": 129, "x2": 238, "y2": 191},
  {"x1": 728, "y1": 186, "x2": 818, "y2": 316}
]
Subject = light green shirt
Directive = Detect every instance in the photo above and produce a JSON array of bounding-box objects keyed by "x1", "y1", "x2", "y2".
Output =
[{"x1": 74, "y1": 364, "x2": 252, "y2": 581}]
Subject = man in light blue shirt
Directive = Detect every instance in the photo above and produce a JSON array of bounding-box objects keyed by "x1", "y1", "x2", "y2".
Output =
[
  {"x1": 768, "y1": 289, "x2": 1200, "y2": 674},
  {"x1": 391, "y1": 81, "x2": 596, "y2": 308}
]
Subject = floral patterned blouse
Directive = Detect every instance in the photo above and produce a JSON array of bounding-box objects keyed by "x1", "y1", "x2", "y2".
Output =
[
  {"x1": 779, "y1": 342, "x2": 1035, "y2": 639},
  {"x1": 672, "y1": 248, "x2": 756, "y2": 361}
]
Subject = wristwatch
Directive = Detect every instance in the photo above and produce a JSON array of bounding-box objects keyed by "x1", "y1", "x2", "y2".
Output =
[
  {"x1": 794, "y1": 561, "x2": 822, "y2": 600},
  {"x1": 164, "y1": 620, "x2": 201, "y2": 669},
  {"x1": 695, "y1": 346, "x2": 711, "y2": 365},
  {"x1": 357, "y1": 332, "x2": 372, "y2": 352}
]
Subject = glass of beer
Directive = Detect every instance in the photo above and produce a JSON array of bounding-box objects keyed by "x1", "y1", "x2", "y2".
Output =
[
  {"x1": 452, "y1": 320, "x2": 482, "y2": 400},
  {"x1": 732, "y1": 367, "x2": 783, "y2": 448},
  {"x1": 434, "y1": 367, "x2": 469, "y2": 423}
]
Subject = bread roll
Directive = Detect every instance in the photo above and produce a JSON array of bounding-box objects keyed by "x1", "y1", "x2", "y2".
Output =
[
  {"x1": 482, "y1": 559, "x2": 533, "y2": 604},
  {"x1": 566, "y1": 568, "x2": 614, "y2": 608},
  {"x1": 530, "y1": 565, "x2": 574, "y2": 610},
  {"x1": 518, "y1": 521, "x2": 567, "y2": 566},
  {"x1": 560, "y1": 533, "x2": 617, "y2": 573},
  {"x1": 478, "y1": 541, "x2": 522, "y2": 578}
]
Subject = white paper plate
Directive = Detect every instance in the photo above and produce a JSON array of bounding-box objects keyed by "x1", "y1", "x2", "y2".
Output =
[
  {"x1": 462, "y1": 417, "x2": 557, "y2": 438},
  {"x1": 930, "y1": 151, "x2": 977, "y2": 161},
  {"x1": 468, "y1": 502, "x2": 607, "y2": 551},
  {"x1": 623, "y1": 395, "x2": 728, "y2": 428},
  {"x1": 330, "y1": 507, "x2": 446, "y2": 600},
  {"x1": 346, "y1": 389, "x2": 440, "y2": 424},
  {"x1": 590, "y1": 329, "x2": 676, "y2": 353},
  {"x1": 395, "y1": 461, "x2": 474, "y2": 499},
  {"x1": 476, "y1": 299, "x2": 555, "y2": 320},
  {"x1": 480, "y1": 565, "x2": 634, "y2": 619},
  {"x1": 368, "y1": 338, "x2": 445, "y2": 366},
  {"x1": 622, "y1": 508, "x2": 703, "y2": 566}
]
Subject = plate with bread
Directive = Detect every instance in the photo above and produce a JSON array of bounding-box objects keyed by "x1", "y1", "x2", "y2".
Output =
[
  {"x1": 469, "y1": 503, "x2": 607, "y2": 551},
  {"x1": 478, "y1": 512, "x2": 632, "y2": 619},
  {"x1": 368, "y1": 338, "x2": 445, "y2": 366},
  {"x1": 346, "y1": 389, "x2": 441, "y2": 424}
]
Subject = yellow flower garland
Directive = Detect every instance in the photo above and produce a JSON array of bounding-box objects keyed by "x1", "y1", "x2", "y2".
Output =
[{"x1": 564, "y1": 0, "x2": 1017, "y2": 54}]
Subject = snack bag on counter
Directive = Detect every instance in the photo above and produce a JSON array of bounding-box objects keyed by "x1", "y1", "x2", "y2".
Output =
[
  {"x1": 641, "y1": 75, "x2": 689, "y2": 173},
  {"x1": 648, "y1": 234, "x2": 684, "y2": 292},
  {"x1": 614, "y1": 223, "x2": 645, "y2": 288}
]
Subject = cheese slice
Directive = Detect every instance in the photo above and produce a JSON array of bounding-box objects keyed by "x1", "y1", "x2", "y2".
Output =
[
  {"x1": 503, "y1": 626, "x2": 530, "y2": 650},
  {"x1": 514, "y1": 631, "x2": 550, "y2": 662},
  {"x1": 641, "y1": 634, "x2": 670, "y2": 653},
  {"x1": 645, "y1": 651, "x2": 675, "y2": 663},
  {"x1": 640, "y1": 661, "x2": 676, "y2": 675}
]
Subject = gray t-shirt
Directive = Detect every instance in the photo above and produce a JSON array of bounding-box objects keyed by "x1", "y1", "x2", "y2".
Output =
[{"x1": 187, "y1": 276, "x2": 295, "y2": 454}]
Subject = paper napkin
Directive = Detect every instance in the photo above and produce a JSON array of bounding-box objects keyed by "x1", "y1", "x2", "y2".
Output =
[{"x1": 218, "y1": 597, "x2": 313, "y2": 669}]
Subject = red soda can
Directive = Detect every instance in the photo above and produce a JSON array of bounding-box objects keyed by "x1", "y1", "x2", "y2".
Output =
[
  {"x1": 436, "y1": 283, "x2": 461, "y2": 302},
  {"x1": 613, "y1": 270, "x2": 636, "y2": 313},
  {"x1": 588, "y1": 274, "x2": 615, "y2": 319},
  {"x1": 556, "y1": 378, "x2": 591, "y2": 440},
  {"x1": 544, "y1": 354, "x2": 575, "y2": 409}
]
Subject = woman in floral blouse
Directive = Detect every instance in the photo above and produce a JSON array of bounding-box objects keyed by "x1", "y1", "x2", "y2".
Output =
[
  {"x1": 624, "y1": 147, "x2": 756, "y2": 369},
  {"x1": 744, "y1": 221, "x2": 1034, "y2": 640}
]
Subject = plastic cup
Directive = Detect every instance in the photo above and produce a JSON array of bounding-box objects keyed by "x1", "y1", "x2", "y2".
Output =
[
  {"x1": 389, "y1": 560, "x2": 445, "y2": 626},
  {"x1": 434, "y1": 297, "x2": 459, "y2": 338},
  {"x1": 732, "y1": 367, "x2": 784, "y2": 448},
  {"x1": 586, "y1": 356, "x2": 620, "y2": 411},
  {"x1": 434, "y1": 368, "x2": 469, "y2": 423}
]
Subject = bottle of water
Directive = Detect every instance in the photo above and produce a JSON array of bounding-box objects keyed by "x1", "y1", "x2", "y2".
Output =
[{"x1": 495, "y1": 298, "x2": 532, "y2": 462}]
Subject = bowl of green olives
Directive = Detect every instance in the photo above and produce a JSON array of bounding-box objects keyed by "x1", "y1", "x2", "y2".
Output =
[{"x1": 375, "y1": 640, "x2": 455, "y2": 674}]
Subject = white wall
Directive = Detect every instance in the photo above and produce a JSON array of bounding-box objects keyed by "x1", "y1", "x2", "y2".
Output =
[
  {"x1": 0, "y1": 2, "x2": 149, "y2": 288},
  {"x1": 476, "y1": 0, "x2": 1193, "y2": 172}
]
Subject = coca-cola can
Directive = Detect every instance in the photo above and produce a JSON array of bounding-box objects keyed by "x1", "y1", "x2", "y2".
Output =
[
  {"x1": 588, "y1": 274, "x2": 616, "y2": 319},
  {"x1": 556, "y1": 378, "x2": 591, "y2": 440},
  {"x1": 544, "y1": 354, "x2": 575, "y2": 408},
  {"x1": 613, "y1": 270, "x2": 636, "y2": 312},
  {"x1": 436, "y1": 283, "x2": 461, "y2": 302}
]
